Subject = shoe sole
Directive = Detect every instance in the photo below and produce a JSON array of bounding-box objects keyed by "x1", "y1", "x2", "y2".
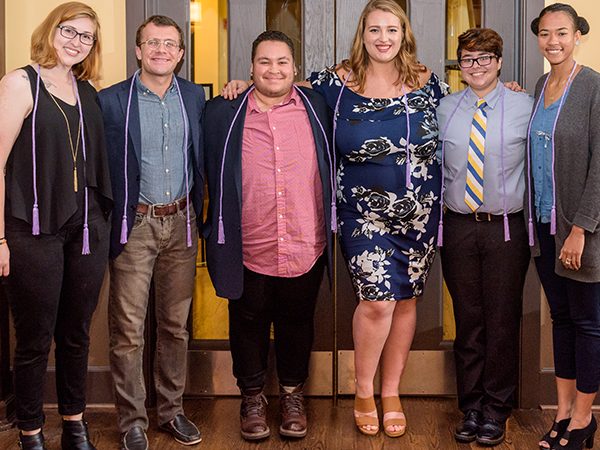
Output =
[
  {"x1": 174, "y1": 436, "x2": 202, "y2": 446},
  {"x1": 454, "y1": 432, "x2": 477, "y2": 443},
  {"x1": 476, "y1": 433, "x2": 505, "y2": 446},
  {"x1": 279, "y1": 425, "x2": 307, "y2": 438},
  {"x1": 241, "y1": 428, "x2": 271, "y2": 441}
]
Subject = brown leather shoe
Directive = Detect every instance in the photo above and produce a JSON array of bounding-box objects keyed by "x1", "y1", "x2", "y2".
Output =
[
  {"x1": 240, "y1": 390, "x2": 270, "y2": 441},
  {"x1": 279, "y1": 384, "x2": 307, "y2": 438}
]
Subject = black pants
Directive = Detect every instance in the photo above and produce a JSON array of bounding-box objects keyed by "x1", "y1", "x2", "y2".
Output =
[
  {"x1": 440, "y1": 212, "x2": 530, "y2": 422},
  {"x1": 228, "y1": 255, "x2": 325, "y2": 390},
  {"x1": 5, "y1": 216, "x2": 109, "y2": 431},
  {"x1": 535, "y1": 222, "x2": 600, "y2": 393}
]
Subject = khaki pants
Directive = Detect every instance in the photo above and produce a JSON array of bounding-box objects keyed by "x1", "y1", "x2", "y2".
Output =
[{"x1": 108, "y1": 207, "x2": 198, "y2": 432}]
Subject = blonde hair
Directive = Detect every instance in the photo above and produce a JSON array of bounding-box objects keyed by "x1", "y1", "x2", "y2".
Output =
[
  {"x1": 342, "y1": 0, "x2": 424, "y2": 93},
  {"x1": 30, "y1": 1, "x2": 102, "y2": 82}
]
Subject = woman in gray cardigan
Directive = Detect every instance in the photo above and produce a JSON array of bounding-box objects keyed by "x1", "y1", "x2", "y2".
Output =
[{"x1": 527, "y1": 4, "x2": 600, "y2": 450}]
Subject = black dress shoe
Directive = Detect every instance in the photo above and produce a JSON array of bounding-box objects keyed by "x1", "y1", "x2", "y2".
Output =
[
  {"x1": 18, "y1": 431, "x2": 47, "y2": 450},
  {"x1": 61, "y1": 419, "x2": 96, "y2": 450},
  {"x1": 121, "y1": 426, "x2": 148, "y2": 450},
  {"x1": 159, "y1": 414, "x2": 202, "y2": 445},
  {"x1": 554, "y1": 415, "x2": 597, "y2": 450},
  {"x1": 477, "y1": 417, "x2": 506, "y2": 446},
  {"x1": 454, "y1": 410, "x2": 481, "y2": 443}
]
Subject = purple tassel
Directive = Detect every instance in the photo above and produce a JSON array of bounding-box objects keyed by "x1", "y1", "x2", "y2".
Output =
[
  {"x1": 120, "y1": 216, "x2": 128, "y2": 244},
  {"x1": 82, "y1": 225, "x2": 90, "y2": 255},
  {"x1": 503, "y1": 215, "x2": 511, "y2": 242},
  {"x1": 550, "y1": 207, "x2": 557, "y2": 235},
  {"x1": 218, "y1": 217, "x2": 225, "y2": 244},
  {"x1": 437, "y1": 222, "x2": 444, "y2": 247},
  {"x1": 32, "y1": 205, "x2": 40, "y2": 235},
  {"x1": 528, "y1": 219, "x2": 535, "y2": 247},
  {"x1": 331, "y1": 204, "x2": 338, "y2": 233},
  {"x1": 186, "y1": 221, "x2": 192, "y2": 248}
]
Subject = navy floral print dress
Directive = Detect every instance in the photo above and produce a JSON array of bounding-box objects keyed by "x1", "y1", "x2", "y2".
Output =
[{"x1": 310, "y1": 67, "x2": 448, "y2": 300}]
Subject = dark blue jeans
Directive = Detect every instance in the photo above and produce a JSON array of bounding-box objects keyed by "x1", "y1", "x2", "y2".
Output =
[
  {"x1": 6, "y1": 215, "x2": 109, "y2": 431},
  {"x1": 535, "y1": 222, "x2": 600, "y2": 393}
]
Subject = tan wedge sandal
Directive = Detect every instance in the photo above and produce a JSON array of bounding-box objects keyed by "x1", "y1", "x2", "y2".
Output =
[
  {"x1": 382, "y1": 396, "x2": 406, "y2": 437},
  {"x1": 354, "y1": 396, "x2": 379, "y2": 436}
]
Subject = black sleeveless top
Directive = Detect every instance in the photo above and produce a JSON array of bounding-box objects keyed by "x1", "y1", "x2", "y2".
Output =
[{"x1": 5, "y1": 65, "x2": 112, "y2": 233}]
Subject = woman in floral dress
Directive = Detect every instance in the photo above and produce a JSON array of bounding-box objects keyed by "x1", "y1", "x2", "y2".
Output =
[{"x1": 309, "y1": 0, "x2": 447, "y2": 438}]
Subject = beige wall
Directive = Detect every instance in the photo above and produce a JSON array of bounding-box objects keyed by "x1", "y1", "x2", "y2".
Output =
[{"x1": 5, "y1": 0, "x2": 126, "y2": 88}]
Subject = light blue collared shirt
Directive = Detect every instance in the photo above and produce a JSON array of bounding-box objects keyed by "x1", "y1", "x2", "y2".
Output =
[
  {"x1": 530, "y1": 90, "x2": 570, "y2": 223},
  {"x1": 437, "y1": 81, "x2": 534, "y2": 215},
  {"x1": 136, "y1": 76, "x2": 193, "y2": 205}
]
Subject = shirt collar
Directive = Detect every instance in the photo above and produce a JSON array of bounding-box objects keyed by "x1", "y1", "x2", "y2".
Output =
[
  {"x1": 135, "y1": 75, "x2": 178, "y2": 97},
  {"x1": 466, "y1": 80, "x2": 503, "y2": 110},
  {"x1": 247, "y1": 88, "x2": 299, "y2": 114}
]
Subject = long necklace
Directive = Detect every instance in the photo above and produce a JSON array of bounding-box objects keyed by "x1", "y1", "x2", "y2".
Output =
[{"x1": 48, "y1": 92, "x2": 81, "y2": 192}]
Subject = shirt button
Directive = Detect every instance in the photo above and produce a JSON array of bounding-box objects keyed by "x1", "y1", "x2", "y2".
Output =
[
  {"x1": 277, "y1": 168, "x2": 281, "y2": 173},
  {"x1": 164, "y1": 123, "x2": 168, "y2": 128},
  {"x1": 166, "y1": 191, "x2": 170, "y2": 195},
  {"x1": 165, "y1": 146, "x2": 169, "y2": 150},
  {"x1": 272, "y1": 126, "x2": 276, "y2": 130},
  {"x1": 276, "y1": 146, "x2": 280, "y2": 150},
  {"x1": 279, "y1": 237, "x2": 284, "y2": 241},
  {"x1": 165, "y1": 169, "x2": 170, "y2": 173},
  {"x1": 279, "y1": 214, "x2": 283, "y2": 218},
  {"x1": 278, "y1": 191, "x2": 282, "y2": 196}
]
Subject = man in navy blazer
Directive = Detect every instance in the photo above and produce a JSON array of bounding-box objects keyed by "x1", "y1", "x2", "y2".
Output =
[
  {"x1": 203, "y1": 31, "x2": 333, "y2": 441},
  {"x1": 98, "y1": 15, "x2": 203, "y2": 450}
]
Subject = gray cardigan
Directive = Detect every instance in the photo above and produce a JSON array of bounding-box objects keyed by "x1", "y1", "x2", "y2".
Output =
[{"x1": 525, "y1": 66, "x2": 600, "y2": 282}]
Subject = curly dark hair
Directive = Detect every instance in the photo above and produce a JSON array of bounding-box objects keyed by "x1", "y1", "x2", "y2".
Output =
[{"x1": 251, "y1": 30, "x2": 295, "y2": 61}]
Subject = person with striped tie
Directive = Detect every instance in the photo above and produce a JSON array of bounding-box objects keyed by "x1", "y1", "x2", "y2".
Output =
[{"x1": 436, "y1": 28, "x2": 533, "y2": 446}]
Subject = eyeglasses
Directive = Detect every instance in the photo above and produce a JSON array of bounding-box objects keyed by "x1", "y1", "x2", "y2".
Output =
[
  {"x1": 139, "y1": 39, "x2": 181, "y2": 51},
  {"x1": 57, "y1": 25, "x2": 96, "y2": 46},
  {"x1": 458, "y1": 55, "x2": 498, "y2": 69}
]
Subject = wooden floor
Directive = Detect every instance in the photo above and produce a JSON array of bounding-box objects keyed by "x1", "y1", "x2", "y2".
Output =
[{"x1": 0, "y1": 397, "x2": 567, "y2": 449}]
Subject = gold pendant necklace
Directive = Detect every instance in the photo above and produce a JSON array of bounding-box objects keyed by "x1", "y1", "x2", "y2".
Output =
[{"x1": 49, "y1": 93, "x2": 81, "y2": 192}]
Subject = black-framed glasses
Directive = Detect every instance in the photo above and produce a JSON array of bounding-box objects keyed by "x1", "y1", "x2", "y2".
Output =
[
  {"x1": 458, "y1": 54, "x2": 498, "y2": 69},
  {"x1": 139, "y1": 39, "x2": 181, "y2": 51},
  {"x1": 57, "y1": 25, "x2": 96, "y2": 46}
]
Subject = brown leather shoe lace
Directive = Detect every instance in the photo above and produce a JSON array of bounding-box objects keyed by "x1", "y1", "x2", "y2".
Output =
[{"x1": 280, "y1": 388, "x2": 307, "y2": 437}]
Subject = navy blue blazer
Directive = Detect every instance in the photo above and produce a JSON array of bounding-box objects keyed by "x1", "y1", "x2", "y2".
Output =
[
  {"x1": 203, "y1": 86, "x2": 334, "y2": 299},
  {"x1": 98, "y1": 75, "x2": 205, "y2": 259}
]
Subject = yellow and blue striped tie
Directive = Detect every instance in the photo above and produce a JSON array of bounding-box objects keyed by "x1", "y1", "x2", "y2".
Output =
[{"x1": 465, "y1": 99, "x2": 487, "y2": 211}]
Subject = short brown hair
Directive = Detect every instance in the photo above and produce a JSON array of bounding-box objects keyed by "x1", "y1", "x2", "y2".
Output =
[
  {"x1": 136, "y1": 15, "x2": 185, "y2": 51},
  {"x1": 30, "y1": 1, "x2": 102, "y2": 82},
  {"x1": 457, "y1": 28, "x2": 503, "y2": 76}
]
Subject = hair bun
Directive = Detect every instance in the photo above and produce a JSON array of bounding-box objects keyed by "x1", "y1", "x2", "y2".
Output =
[
  {"x1": 577, "y1": 16, "x2": 590, "y2": 35},
  {"x1": 530, "y1": 17, "x2": 540, "y2": 35}
]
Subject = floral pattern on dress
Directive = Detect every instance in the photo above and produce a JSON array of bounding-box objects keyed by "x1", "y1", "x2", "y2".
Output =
[{"x1": 310, "y1": 67, "x2": 448, "y2": 300}]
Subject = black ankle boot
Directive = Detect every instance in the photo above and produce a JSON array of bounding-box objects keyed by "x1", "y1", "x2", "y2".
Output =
[
  {"x1": 61, "y1": 419, "x2": 97, "y2": 450},
  {"x1": 18, "y1": 431, "x2": 47, "y2": 450},
  {"x1": 554, "y1": 415, "x2": 597, "y2": 450}
]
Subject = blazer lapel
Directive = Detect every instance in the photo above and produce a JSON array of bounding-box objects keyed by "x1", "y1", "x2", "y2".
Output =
[{"x1": 117, "y1": 77, "x2": 142, "y2": 165}]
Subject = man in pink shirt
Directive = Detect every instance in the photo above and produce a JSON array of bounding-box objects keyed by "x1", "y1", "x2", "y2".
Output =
[{"x1": 203, "y1": 31, "x2": 334, "y2": 441}]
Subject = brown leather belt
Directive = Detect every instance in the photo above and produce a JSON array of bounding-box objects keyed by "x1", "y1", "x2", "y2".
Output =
[
  {"x1": 136, "y1": 198, "x2": 187, "y2": 217},
  {"x1": 444, "y1": 209, "x2": 522, "y2": 222}
]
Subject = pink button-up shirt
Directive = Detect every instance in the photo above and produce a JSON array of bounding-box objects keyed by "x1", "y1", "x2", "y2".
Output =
[{"x1": 241, "y1": 89, "x2": 325, "y2": 277}]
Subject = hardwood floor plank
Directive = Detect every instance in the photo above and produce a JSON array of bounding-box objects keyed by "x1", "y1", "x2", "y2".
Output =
[{"x1": 0, "y1": 398, "x2": 563, "y2": 449}]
